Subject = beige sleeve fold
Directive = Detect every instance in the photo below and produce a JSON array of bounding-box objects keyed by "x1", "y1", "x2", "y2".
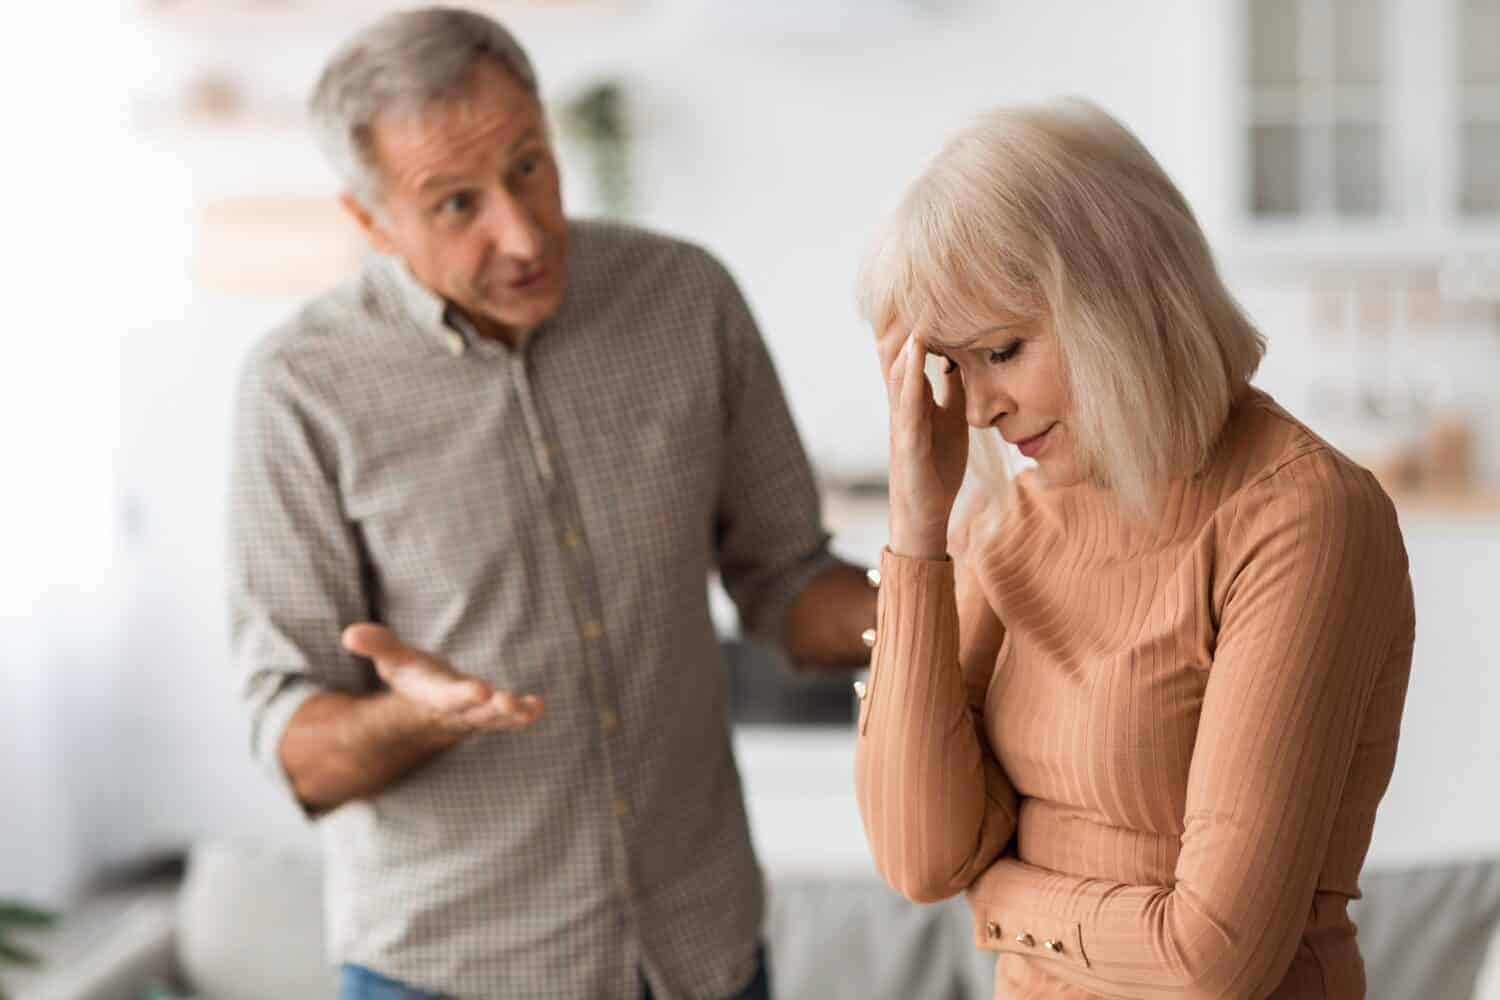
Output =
[{"x1": 854, "y1": 547, "x2": 1018, "y2": 903}]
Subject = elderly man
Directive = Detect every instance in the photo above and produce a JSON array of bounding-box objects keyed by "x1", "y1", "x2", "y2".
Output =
[{"x1": 227, "y1": 7, "x2": 876, "y2": 1000}]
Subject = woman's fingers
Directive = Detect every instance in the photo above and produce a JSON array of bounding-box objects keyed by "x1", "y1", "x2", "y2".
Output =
[
  {"x1": 934, "y1": 355, "x2": 967, "y2": 435},
  {"x1": 875, "y1": 320, "x2": 910, "y2": 380},
  {"x1": 898, "y1": 335, "x2": 935, "y2": 437},
  {"x1": 898, "y1": 335, "x2": 921, "y2": 418}
]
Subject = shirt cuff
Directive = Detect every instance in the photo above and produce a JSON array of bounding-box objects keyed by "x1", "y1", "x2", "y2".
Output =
[
  {"x1": 746, "y1": 542, "x2": 842, "y2": 647},
  {"x1": 861, "y1": 547, "x2": 959, "y2": 733},
  {"x1": 249, "y1": 675, "x2": 323, "y2": 815}
]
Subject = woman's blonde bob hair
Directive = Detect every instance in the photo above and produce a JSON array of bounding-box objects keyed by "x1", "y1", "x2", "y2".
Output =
[{"x1": 857, "y1": 99, "x2": 1265, "y2": 514}]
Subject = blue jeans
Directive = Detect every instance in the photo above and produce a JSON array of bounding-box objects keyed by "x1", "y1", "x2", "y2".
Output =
[
  {"x1": 342, "y1": 946, "x2": 771, "y2": 1000},
  {"x1": 339, "y1": 965, "x2": 444, "y2": 1000}
]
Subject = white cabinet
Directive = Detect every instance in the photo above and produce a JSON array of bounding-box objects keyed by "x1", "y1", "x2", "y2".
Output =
[{"x1": 1230, "y1": 0, "x2": 1500, "y2": 252}]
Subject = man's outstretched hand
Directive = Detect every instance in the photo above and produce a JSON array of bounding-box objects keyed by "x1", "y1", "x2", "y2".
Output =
[{"x1": 342, "y1": 623, "x2": 544, "y2": 735}]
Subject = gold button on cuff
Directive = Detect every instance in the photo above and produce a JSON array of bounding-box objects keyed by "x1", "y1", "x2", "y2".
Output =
[
  {"x1": 1015, "y1": 933, "x2": 1034, "y2": 947},
  {"x1": 860, "y1": 627, "x2": 877, "y2": 649},
  {"x1": 445, "y1": 330, "x2": 466, "y2": 356},
  {"x1": 1043, "y1": 939, "x2": 1063, "y2": 954},
  {"x1": 599, "y1": 708, "x2": 619, "y2": 732},
  {"x1": 852, "y1": 680, "x2": 868, "y2": 701},
  {"x1": 562, "y1": 527, "x2": 581, "y2": 549},
  {"x1": 985, "y1": 921, "x2": 1002, "y2": 940},
  {"x1": 613, "y1": 798, "x2": 631, "y2": 820},
  {"x1": 584, "y1": 621, "x2": 603, "y2": 641},
  {"x1": 865, "y1": 567, "x2": 881, "y2": 589}
]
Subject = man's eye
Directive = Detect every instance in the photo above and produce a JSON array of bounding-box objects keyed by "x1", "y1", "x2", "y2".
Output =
[
  {"x1": 439, "y1": 192, "x2": 476, "y2": 215},
  {"x1": 987, "y1": 342, "x2": 1022, "y2": 365},
  {"x1": 514, "y1": 154, "x2": 541, "y2": 179}
]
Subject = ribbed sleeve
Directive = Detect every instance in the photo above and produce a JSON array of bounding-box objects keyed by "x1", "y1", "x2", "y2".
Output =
[{"x1": 854, "y1": 548, "x2": 1019, "y2": 903}]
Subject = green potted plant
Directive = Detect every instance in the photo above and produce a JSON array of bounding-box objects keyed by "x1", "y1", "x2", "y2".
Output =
[
  {"x1": 559, "y1": 79, "x2": 633, "y2": 218},
  {"x1": 0, "y1": 899, "x2": 57, "y2": 998}
]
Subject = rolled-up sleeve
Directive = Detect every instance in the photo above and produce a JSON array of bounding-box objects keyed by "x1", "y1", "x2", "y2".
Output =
[
  {"x1": 708, "y1": 266, "x2": 836, "y2": 645},
  {"x1": 227, "y1": 344, "x2": 373, "y2": 803}
]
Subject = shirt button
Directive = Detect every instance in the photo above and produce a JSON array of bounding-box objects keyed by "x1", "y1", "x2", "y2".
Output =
[
  {"x1": 584, "y1": 620, "x2": 603, "y2": 641},
  {"x1": 599, "y1": 708, "x2": 619, "y2": 732},
  {"x1": 1043, "y1": 939, "x2": 1063, "y2": 954},
  {"x1": 861, "y1": 627, "x2": 877, "y2": 649},
  {"x1": 852, "y1": 680, "x2": 868, "y2": 700},
  {"x1": 445, "y1": 330, "x2": 466, "y2": 356},
  {"x1": 985, "y1": 921, "x2": 1002, "y2": 940},
  {"x1": 1015, "y1": 933, "x2": 1035, "y2": 947}
]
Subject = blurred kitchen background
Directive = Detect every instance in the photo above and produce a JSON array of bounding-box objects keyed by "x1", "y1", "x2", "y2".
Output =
[{"x1": 3, "y1": 0, "x2": 1500, "y2": 997}]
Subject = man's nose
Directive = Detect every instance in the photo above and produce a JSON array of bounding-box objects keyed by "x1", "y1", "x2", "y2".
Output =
[{"x1": 484, "y1": 193, "x2": 544, "y2": 260}]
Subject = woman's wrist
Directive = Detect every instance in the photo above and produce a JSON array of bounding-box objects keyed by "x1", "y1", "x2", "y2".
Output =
[{"x1": 888, "y1": 528, "x2": 948, "y2": 561}]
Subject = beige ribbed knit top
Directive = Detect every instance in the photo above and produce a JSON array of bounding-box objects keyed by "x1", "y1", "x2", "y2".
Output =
[{"x1": 855, "y1": 389, "x2": 1416, "y2": 999}]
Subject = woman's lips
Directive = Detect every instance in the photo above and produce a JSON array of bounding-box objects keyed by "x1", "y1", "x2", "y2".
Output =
[{"x1": 1015, "y1": 424, "x2": 1055, "y2": 459}]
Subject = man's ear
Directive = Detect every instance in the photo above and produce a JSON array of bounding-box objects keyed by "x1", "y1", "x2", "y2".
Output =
[{"x1": 340, "y1": 192, "x2": 396, "y2": 255}]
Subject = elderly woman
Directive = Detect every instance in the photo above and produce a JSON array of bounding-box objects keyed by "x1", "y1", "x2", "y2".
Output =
[{"x1": 854, "y1": 100, "x2": 1415, "y2": 999}]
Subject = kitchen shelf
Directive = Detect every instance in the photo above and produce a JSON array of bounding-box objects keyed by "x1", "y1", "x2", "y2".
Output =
[{"x1": 1390, "y1": 490, "x2": 1500, "y2": 517}]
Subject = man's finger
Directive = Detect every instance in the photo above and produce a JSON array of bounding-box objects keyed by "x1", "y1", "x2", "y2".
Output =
[
  {"x1": 341, "y1": 622, "x2": 410, "y2": 665},
  {"x1": 464, "y1": 693, "x2": 545, "y2": 732},
  {"x1": 398, "y1": 668, "x2": 493, "y2": 713}
]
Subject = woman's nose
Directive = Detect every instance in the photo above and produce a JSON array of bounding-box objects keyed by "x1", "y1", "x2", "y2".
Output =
[{"x1": 965, "y1": 384, "x2": 1007, "y2": 430}]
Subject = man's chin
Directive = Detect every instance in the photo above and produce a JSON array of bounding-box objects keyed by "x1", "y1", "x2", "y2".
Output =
[{"x1": 470, "y1": 298, "x2": 562, "y2": 339}]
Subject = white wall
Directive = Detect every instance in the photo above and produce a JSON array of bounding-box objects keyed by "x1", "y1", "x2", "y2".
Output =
[{"x1": 553, "y1": 0, "x2": 1226, "y2": 475}]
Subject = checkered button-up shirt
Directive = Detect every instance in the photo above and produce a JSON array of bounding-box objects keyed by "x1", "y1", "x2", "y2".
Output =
[{"x1": 228, "y1": 220, "x2": 836, "y2": 999}]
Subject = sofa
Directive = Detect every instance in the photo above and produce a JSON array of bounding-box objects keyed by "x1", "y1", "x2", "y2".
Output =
[{"x1": 9, "y1": 839, "x2": 1500, "y2": 1000}]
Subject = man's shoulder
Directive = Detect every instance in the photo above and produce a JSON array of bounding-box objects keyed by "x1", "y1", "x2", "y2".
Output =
[
  {"x1": 569, "y1": 218, "x2": 735, "y2": 292},
  {"x1": 243, "y1": 263, "x2": 399, "y2": 386}
]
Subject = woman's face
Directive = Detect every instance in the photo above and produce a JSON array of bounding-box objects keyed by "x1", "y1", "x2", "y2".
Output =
[{"x1": 928, "y1": 309, "x2": 1085, "y2": 488}]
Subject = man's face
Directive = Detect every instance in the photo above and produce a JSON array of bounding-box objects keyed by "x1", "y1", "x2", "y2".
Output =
[{"x1": 345, "y1": 58, "x2": 568, "y2": 344}]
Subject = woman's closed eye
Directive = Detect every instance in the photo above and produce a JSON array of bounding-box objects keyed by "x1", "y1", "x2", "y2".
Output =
[{"x1": 986, "y1": 341, "x2": 1023, "y2": 365}]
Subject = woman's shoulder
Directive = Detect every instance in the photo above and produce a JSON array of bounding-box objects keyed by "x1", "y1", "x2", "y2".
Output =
[{"x1": 1217, "y1": 390, "x2": 1404, "y2": 564}]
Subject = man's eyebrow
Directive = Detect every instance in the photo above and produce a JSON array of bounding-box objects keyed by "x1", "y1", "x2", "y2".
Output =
[
  {"x1": 415, "y1": 129, "x2": 546, "y2": 194},
  {"x1": 509, "y1": 127, "x2": 542, "y2": 152},
  {"x1": 417, "y1": 172, "x2": 468, "y2": 195}
]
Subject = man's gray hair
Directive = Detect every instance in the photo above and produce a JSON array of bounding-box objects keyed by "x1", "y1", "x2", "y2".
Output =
[{"x1": 309, "y1": 6, "x2": 539, "y2": 207}]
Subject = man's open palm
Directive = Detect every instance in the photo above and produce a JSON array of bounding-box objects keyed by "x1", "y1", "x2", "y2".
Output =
[{"x1": 342, "y1": 623, "x2": 544, "y2": 733}]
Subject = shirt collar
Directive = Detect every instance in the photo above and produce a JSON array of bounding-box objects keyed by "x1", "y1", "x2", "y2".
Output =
[
  {"x1": 384, "y1": 253, "x2": 561, "y2": 358},
  {"x1": 379, "y1": 253, "x2": 453, "y2": 346},
  {"x1": 377, "y1": 245, "x2": 579, "y2": 357}
]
